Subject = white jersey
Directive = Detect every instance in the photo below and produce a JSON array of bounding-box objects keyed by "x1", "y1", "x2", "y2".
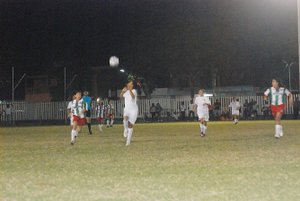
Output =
[
  {"x1": 67, "y1": 101, "x2": 73, "y2": 110},
  {"x1": 123, "y1": 89, "x2": 138, "y2": 110},
  {"x1": 229, "y1": 101, "x2": 240, "y2": 115},
  {"x1": 71, "y1": 99, "x2": 87, "y2": 118},
  {"x1": 194, "y1": 96, "x2": 211, "y2": 115},
  {"x1": 123, "y1": 89, "x2": 138, "y2": 124},
  {"x1": 264, "y1": 87, "x2": 291, "y2": 106}
]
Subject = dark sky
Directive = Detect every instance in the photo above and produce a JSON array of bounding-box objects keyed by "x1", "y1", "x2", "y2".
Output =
[{"x1": 0, "y1": 0, "x2": 298, "y2": 97}]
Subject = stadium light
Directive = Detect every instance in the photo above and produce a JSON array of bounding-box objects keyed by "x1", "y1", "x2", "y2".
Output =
[{"x1": 120, "y1": 69, "x2": 125, "y2": 73}]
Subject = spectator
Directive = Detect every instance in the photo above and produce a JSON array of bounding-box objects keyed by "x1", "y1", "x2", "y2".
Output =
[
  {"x1": 188, "y1": 99, "x2": 195, "y2": 121},
  {"x1": 155, "y1": 103, "x2": 162, "y2": 122},
  {"x1": 262, "y1": 100, "x2": 271, "y2": 120},
  {"x1": 213, "y1": 99, "x2": 221, "y2": 120},
  {"x1": 179, "y1": 101, "x2": 186, "y2": 121},
  {"x1": 4, "y1": 104, "x2": 12, "y2": 125},
  {"x1": 293, "y1": 97, "x2": 300, "y2": 120},
  {"x1": 243, "y1": 100, "x2": 250, "y2": 120},
  {"x1": 251, "y1": 101, "x2": 258, "y2": 120},
  {"x1": 150, "y1": 103, "x2": 156, "y2": 121}
]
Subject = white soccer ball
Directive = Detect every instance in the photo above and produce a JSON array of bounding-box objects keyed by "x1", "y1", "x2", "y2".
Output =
[{"x1": 109, "y1": 56, "x2": 119, "y2": 67}]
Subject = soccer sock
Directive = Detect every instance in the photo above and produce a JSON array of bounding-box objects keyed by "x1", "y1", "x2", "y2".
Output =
[
  {"x1": 126, "y1": 128, "x2": 133, "y2": 145},
  {"x1": 279, "y1": 125, "x2": 283, "y2": 136},
  {"x1": 110, "y1": 119, "x2": 114, "y2": 125},
  {"x1": 71, "y1": 129, "x2": 76, "y2": 141},
  {"x1": 199, "y1": 123, "x2": 203, "y2": 133},
  {"x1": 98, "y1": 124, "x2": 103, "y2": 132},
  {"x1": 75, "y1": 130, "x2": 78, "y2": 137},
  {"x1": 123, "y1": 119, "x2": 128, "y2": 131},
  {"x1": 106, "y1": 120, "x2": 109, "y2": 126},
  {"x1": 203, "y1": 125, "x2": 207, "y2": 134},
  {"x1": 275, "y1": 125, "x2": 280, "y2": 137}
]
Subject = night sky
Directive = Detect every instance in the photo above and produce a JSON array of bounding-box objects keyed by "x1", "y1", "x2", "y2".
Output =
[{"x1": 0, "y1": 0, "x2": 298, "y2": 99}]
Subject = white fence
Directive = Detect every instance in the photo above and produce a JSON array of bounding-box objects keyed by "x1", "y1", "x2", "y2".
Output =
[{"x1": 0, "y1": 94, "x2": 299, "y2": 122}]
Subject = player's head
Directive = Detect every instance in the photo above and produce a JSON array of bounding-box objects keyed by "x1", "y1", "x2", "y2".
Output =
[
  {"x1": 72, "y1": 95, "x2": 76, "y2": 100},
  {"x1": 127, "y1": 80, "x2": 136, "y2": 90},
  {"x1": 83, "y1": 91, "x2": 89, "y2": 96},
  {"x1": 198, "y1": 89, "x2": 205, "y2": 96},
  {"x1": 75, "y1": 91, "x2": 82, "y2": 100},
  {"x1": 272, "y1": 78, "x2": 282, "y2": 88}
]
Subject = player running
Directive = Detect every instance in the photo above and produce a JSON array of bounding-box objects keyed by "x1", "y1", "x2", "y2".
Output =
[
  {"x1": 67, "y1": 94, "x2": 76, "y2": 127},
  {"x1": 96, "y1": 98, "x2": 106, "y2": 132},
  {"x1": 120, "y1": 80, "x2": 138, "y2": 146},
  {"x1": 82, "y1": 91, "x2": 92, "y2": 134},
  {"x1": 264, "y1": 78, "x2": 293, "y2": 139},
  {"x1": 70, "y1": 91, "x2": 88, "y2": 145},
  {"x1": 106, "y1": 99, "x2": 115, "y2": 127},
  {"x1": 193, "y1": 89, "x2": 211, "y2": 137},
  {"x1": 229, "y1": 98, "x2": 241, "y2": 124}
]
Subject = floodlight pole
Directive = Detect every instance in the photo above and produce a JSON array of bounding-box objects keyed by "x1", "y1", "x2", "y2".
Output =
[
  {"x1": 11, "y1": 67, "x2": 26, "y2": 126},
  {"x1": 298, "y1": 0, "x2": 300, "y2": 92}
]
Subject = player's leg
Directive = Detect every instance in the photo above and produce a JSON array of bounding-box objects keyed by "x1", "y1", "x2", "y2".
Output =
[
  {"x1": 97, "y1": 118, "x2": 103, "y2": 132},
  {"x1": 110, "y1": 115, "x2": 114, "y2": 127},
  {"x1": 126, "y1": 121, "x2": 134, "y2": 146},
  {"x1": 71, "y1": 120, "x2": 78, "y2": 145},
  {"x1": 126, "y1": 110, "x2": 138, "y2": 146},
  {"x1": 274, "y1": 112, "x2": 283, "y2": 138},
  {"x1": 199, "y1": 118, "x2": 205, "y2": 137},
  {"x1": 85, "y1": 110, "x2": 92, "y2": 134},
  {"x1": 202, "y1": 120, "x2": 208, "y2": 136},
  {"x1": 123, "y1": 116, "x2": 129, "y2": 137}
]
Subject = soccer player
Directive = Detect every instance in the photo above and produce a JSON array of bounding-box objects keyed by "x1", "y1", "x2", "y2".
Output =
[
  {"x1": 70, "y1": 91, "x2": 88, "y2": 145},
  {"x1": 67, "y1": 95, "x2": 76, "y2": 127},
  {"x1": 120, "y1": 80, "x2": 138, "y2": 146},
  {"x1": 106, "y1": 99, "x2": 115, "y2": 127},
  {"x1": 229, "y1": 98, "x2": 241, "y2": 124},
  {"x1": 96, "y1": 98, "x2": 106, "y2": 132},
  {"x1": 264, "y1": 78, "x2": 293, "y2": 139},
  {"x1": 82, "y1": 91, "x2": 92, "y2": 134},
  {"x1": 193, "y1": 89, "x2": 211, "y2": 137}
]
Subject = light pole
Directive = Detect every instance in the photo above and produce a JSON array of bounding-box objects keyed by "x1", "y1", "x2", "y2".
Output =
[
  {"x1": 11, "y1": 67, "x2": 26, "y2": 126},
  {"x1": 298, "y1": 0, "x2": 300, "y2": 92},
  {"x1": 282, "y1": 60, "x2": 294, "y2": 91}
]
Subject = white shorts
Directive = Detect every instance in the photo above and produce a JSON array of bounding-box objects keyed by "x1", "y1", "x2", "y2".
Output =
[
  {"x1": 124, "y1": 108, "x2": 138, "y2": 125},
  {"x1": 232, "y1": 111, "x2": 240, "y2": 116},
  {"x1": 197, "y1": 112, "x2": 209, "y2": 122}
]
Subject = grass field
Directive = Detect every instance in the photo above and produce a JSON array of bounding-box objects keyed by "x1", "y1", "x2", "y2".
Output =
[{"x1": 1, "y1": 121, "x2": 300, "y2": 201}]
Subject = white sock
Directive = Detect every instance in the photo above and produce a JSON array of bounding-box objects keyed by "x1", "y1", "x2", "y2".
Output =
[
  {"x1": 279, "y1": 125, "x2": 283, "y2": 136},
  {"x1": 203, "y1": 125, "x2": 207, "y2": 134},
  {"x1": 110, "y1": 119, "x2": 114, "y2": 125},
  {"x1": 199, "y1": 124, "x2": 203, "y2": 133},
  {"x1": 275, "y1": 125, "x2": 281, "y2": 137},
  {"x1": 106, "y1": 120, "x2": 109, "y2": 126},
  {"x1": 126, "y1": 128, "x2": 133, "y2": 146},
  {"x1": 123, "y1": 119, "x2": 128, "y2": 132},
  {"x1": 71, "y1": 129, "x2": 76, "y2": 141},
  {"x1": 98, "y1": 124, "x2": 103, "y2": 132}
]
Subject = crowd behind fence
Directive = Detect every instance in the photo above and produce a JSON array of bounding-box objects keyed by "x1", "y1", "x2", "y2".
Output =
[{"x1": 0, "y1": 94, "x2": 299, "y2": 124}]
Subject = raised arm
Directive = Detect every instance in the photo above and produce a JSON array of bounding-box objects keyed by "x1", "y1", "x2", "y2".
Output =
[{"x1": 120, "y1": 87, "x2": 127, "y2": 98}]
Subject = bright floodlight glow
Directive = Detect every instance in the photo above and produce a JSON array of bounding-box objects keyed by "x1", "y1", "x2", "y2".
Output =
[
  {"x1": 204, "y1": 94, "x2": 213, "y2": 97},
  {"x1": 120, "y1": 69, "x2": 125, "y2": 73}
]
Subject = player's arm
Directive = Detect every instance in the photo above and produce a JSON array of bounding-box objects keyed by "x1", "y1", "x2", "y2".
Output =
[
  {"x1": 120, "y1": 87, "x2": 127, "y2": 97},
  {"x1": 263, "y1": 89, "x2": 270, "y2": 101},
  {"x1": 288, "y1": 93, "x2": 293, "y2": 106}
]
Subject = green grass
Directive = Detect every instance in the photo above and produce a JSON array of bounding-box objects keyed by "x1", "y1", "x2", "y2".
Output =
[{"x1": 1, "y1": 121, "x2": 300, "y2": 201}]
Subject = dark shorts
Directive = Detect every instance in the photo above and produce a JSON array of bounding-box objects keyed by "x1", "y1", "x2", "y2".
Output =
[{"x1": 85, "y1": 110, "x2": 91, "y2": 118}]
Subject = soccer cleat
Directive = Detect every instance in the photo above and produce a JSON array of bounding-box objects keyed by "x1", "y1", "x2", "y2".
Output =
[{"x1": 70, "y1": 141, "x2": 74, "y2": 145}]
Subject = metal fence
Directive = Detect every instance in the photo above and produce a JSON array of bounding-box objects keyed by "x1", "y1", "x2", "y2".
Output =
[{"x1": 0, "y1": 94, "x2": 299, "y2": 122}]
